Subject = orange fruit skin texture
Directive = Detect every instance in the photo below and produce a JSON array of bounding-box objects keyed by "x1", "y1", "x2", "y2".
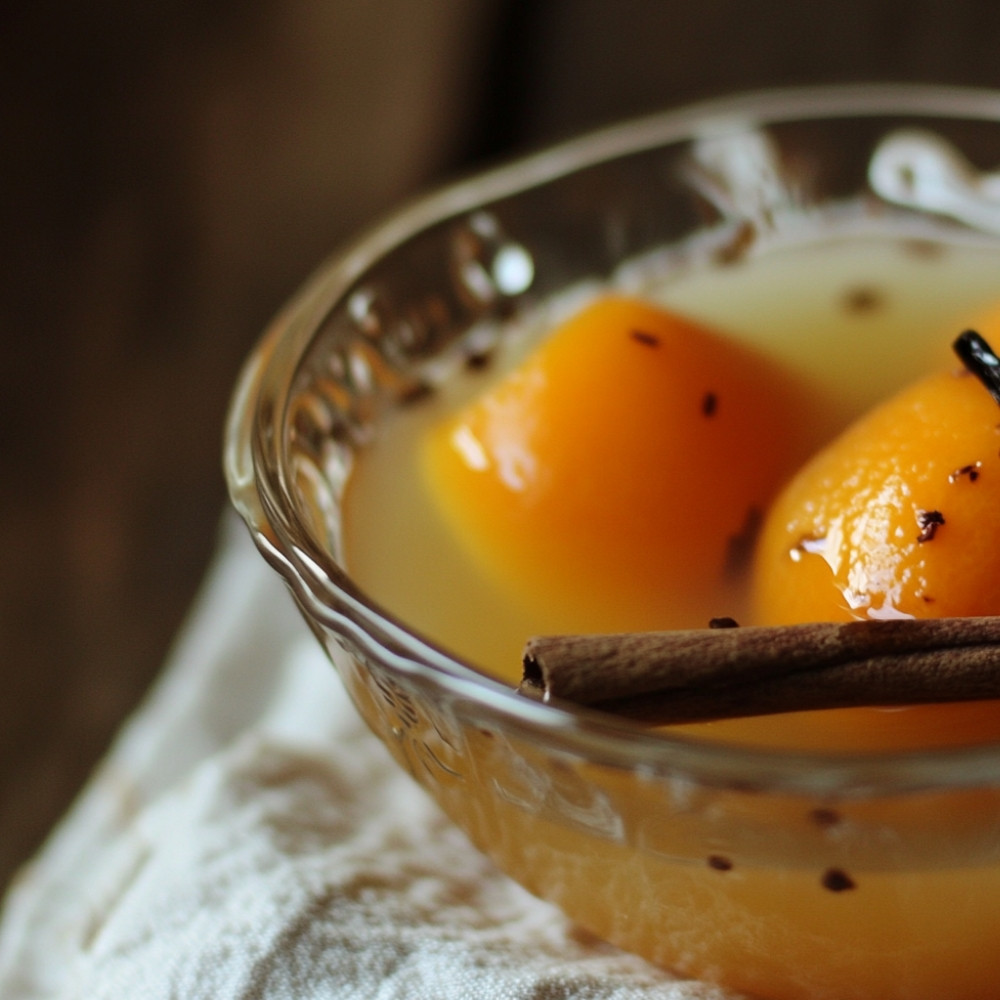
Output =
[
  {"x1": 752, "y1": 363, "x2": 1000, "y2": 746},
  {"x1": 422, "y1": 295, "x2": 820, "y2": 636},
  {"x1": 754, "y1": 366, "x2": 1000, "y2": 623}
]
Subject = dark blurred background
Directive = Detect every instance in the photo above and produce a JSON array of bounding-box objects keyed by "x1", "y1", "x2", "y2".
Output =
[{"x1": 3, "y1": 0, "x2": 1000, "y2": 891}]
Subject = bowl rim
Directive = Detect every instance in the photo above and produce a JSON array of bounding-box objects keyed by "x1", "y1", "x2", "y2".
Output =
[{"x1": 225, "y1": 82, "x2": 1000, "y2": 797}]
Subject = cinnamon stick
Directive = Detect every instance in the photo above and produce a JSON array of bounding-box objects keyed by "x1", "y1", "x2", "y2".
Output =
[{"x1": 519, "y1": 617, "x2": 1000, "y2": 724}]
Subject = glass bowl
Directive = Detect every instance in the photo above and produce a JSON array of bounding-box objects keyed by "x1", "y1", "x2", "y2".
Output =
[{"x1": 224, "y1": 85, "x2": 1000, "y2": 1000}]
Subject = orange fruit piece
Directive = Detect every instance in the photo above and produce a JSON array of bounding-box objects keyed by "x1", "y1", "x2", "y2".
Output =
[
  {"x1": 753, "y1": 359, "x2": 1000, "y2": 625},
  {"x1": 750, "y1": 337, "x2": 1000, "y2": 748},
  {"x1": 422, "y1": 295, "x2": 820, "y2": 634}
]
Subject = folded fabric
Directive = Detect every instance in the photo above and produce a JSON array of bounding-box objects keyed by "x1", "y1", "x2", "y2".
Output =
[{"x1": 0, "y1": 516, "x2": 735, "y2": 1000}]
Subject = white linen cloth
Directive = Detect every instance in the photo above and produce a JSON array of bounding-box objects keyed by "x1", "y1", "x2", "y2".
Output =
[{"x1": 0, "y1": 516, "x2": 737, "y2": 999}]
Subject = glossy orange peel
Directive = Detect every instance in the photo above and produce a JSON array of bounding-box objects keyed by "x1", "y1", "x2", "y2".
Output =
[
  {"x1": 754, "y1": 357, "x2": 1000, "y2": 627},
  {"x1": 422, "y1": 295, "x2": 819, "y2": 633}
]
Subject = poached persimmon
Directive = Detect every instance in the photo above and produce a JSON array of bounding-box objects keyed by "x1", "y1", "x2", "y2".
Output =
[
  {"x1": 422, "y1": 295, "x2": 821, "y2": 633},
  {"x1": 750, "y1": 331, "x2": 1000, "y2": 747}
]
